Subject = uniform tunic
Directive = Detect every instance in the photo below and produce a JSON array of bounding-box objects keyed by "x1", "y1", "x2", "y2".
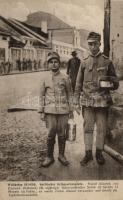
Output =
[
  {"x1": 39, "y1": 70, "x2": 73, "y2": 140},
  {"x1": 75, "y1": 52, "x2": 119, "y2": 150}
]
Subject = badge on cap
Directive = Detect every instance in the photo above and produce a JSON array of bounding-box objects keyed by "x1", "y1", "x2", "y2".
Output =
[{"x1": 87, "y1": 32, "x2": 101, "y2": 42}]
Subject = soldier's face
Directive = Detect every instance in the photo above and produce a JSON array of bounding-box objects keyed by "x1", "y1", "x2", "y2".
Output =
[
  {"x1": 48, "y1": 58, "x2": 60, "y2": 72},
  {"x1": 88, "y1": 41, "x2": 100, "y2": 55}
]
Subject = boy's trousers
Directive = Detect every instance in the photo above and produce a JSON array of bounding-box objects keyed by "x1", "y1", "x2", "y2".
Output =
[{"x1": 45, "y1": 114, "x2": 69, "y2": 141}]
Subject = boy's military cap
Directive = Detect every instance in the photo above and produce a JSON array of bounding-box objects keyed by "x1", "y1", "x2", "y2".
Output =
[{"x1": 47, "y1": 52, "x2": 60, "y2": 62}]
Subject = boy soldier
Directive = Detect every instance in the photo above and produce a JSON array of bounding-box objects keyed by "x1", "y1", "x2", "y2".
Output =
[
  {"x1": 39, "y1": 52, "x2": 73, "y2": 167},
  {"x1": 74, "y1": 32, "x2": 119, "y2": 166}
]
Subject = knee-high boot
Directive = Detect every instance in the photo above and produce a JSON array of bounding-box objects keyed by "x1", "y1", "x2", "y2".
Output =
[
  {"x1": 58, "y1": 136, "x2": 69, "y2": 166},
  {"x1": 41, "y1": 138, "x2": 55, "y2": 167}
]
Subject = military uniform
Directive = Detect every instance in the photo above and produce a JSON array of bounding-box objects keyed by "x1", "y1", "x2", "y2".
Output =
[
  {"x1": 75, "y1": 52, "x2": 119, "y2": 108},
  {"x1": 39, "y1": 71, "x2": 72, "y2": 115},
  {"x1": 75, "y1": 47, "x2": 119, "y2": 165},
  {"x1": 39, "y1": 52, "x2": 73, "y2": 167}
]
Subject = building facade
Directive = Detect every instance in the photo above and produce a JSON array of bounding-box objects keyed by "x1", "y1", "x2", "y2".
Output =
[
  {"x1": 105, "y1": 0, "x2": 123, "y2": 77},
  {"x1": 0, "y1": 28, "x2": 10, "y2": 63},
  {"x1": 0, "y1": 13, "x2": 88, "y2": 73},
  {"x1": 110, "y1": 0, "x2": 123, "y2": 76},
  {"x1": 25, "y1": 12, "x2": 87, "y2": 62},
  {"x1": 48, "y1": 27, "x2": 86, "y2": 62},
  {"x1": 0, "y1": 15, "x2": 49, "y2": 72}
]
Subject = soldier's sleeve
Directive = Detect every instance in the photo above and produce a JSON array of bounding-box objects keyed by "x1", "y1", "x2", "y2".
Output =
[
  {"x1": 74, "y1": 63, "x2": 84, "y2": 103},
  {"x1": 38, "y1": 80, "x2": 45, "y2": 113},
  {"x1": 107, "y1": 61, "x2": 119, "y2": 90},
  {"x1": 65, "y1": 76, "x2": 73, "y2": 111}
]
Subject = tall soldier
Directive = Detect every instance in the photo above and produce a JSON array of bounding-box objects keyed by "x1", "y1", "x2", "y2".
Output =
[
  {"x1": 67, "y1": 51, "x2": 81, "y2": 92},
  {"x1": 74, "y1": 32, "x2": 119, "y2": 166},
  {"x1": 39, "y1": 52, "x2": 73, "y2": 167}
]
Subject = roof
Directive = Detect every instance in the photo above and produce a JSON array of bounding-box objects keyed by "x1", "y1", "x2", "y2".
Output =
[
  {"x1": 25, "y1": 11, "x2": 89, "y2": 49},
  {"x1": 0, "y1": 16, "x2": 28, "y2": 37},
  {"x1": 0, "y1": 27, "x2": 10, "y2": 36},
  {"x1": 26, "y1": 11, "x2": 71, "y2": 29},
  {"x1": 0, "y1": 15, "x2": 48, "y2": 47},
  {"x1": 20, "y1": 21, "x2": 48, "y2": 38}
]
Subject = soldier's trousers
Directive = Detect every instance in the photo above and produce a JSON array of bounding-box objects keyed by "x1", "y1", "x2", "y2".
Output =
[
  {"x1": 45, "y1": 114, "x2": 69, "y2": 142},
  {"x1": 82, "y1": 107, "x2": 108, "y2": 151}
]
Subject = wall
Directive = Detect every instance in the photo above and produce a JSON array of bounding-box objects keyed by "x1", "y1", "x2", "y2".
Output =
[
  {"x1": 110, "y1": 0, "x2": 123, "y2": 77},
  {"x1": 52, "y1": 40, "x2": 74, "y2": 61},
  {"x1": 106, "y1": 1, "x2": 123, "y2": 155}
]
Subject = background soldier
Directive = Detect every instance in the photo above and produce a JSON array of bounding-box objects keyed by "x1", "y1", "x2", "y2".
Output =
[
  {"x1": 22, "y1": 58, "x2": 27, "y2": 71},
  {"x1": 2, "y1": 61, "x2": 6, "y2": 74},
  {"x1": 0, "y1": 61, "x2": 5, "y2": 75},
  {"x1": 6, "y1": 59, "x2": 11, "y2": 74},
  {"x1": 34, "y1": 59, "x2": 38, "y2": 70},
  {"x1": 39, "y1": 52, "x2": 73, "y2": 167},
  {"x1": 27, "y1": 58, "x2": 32, "y2": 71},
  {"x1": 38, "y1": 59, "x2": 42, "y2": 70},
  {"x1": 16, "y1": 58, "x2": 21, "y2": 71},
  {"x1": 75, "y1": 32, "x2": 119, "y2": 166},
  {"x1": 67, "y1": 51, "x2": 81, "y2": 92}
]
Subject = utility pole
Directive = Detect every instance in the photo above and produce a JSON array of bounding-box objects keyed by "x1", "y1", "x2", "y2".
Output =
[{"x1": 103, "y1": 0, "x2": 111, "y2": 57}]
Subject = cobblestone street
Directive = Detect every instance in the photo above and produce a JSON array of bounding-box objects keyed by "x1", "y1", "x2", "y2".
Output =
[
  {"x1": 0, "y1": 71, "x2": 123, "y2": 181},
  {"x1": 0, "y1": 110, "x2": 48, "y2": 181}
]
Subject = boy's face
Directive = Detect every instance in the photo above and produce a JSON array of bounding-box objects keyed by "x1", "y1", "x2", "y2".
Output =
[
  {"x1": 88, "y1": 41, "x2": 100, "y2": 55},
  {"x1": 48, "y1": 58, "x2": 60, "y2": 72}
]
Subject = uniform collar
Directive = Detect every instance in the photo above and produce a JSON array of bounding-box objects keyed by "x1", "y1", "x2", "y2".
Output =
[
  {"x1": 90, "y1": 51, "x2": 101, "y2": 57},
  {"x1": 51, "y1": 69, "x2": 60, "y2": 76}
]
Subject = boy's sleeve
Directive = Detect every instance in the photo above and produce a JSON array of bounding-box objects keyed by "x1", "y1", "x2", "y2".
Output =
[
  {"x1": 38, "y1": 81, "x2": 45, "y2": 113},
  {"x1": 65, "y1": 76, "x2": 73, "y2": 111}
]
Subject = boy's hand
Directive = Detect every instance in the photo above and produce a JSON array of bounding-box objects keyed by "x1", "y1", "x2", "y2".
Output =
[
  {"x1": 69, "y1": 111, "x2": 74, "y2": 119},
  {"x1": 40, "y1": 113, "x2": 46, "y2": 121},
  {"x1": 75, "y1": 105, "x2": 81, "y2": 115}
]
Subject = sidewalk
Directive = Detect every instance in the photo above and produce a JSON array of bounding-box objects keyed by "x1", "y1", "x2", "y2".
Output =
[{"x1": 40, "y1": 112, "x2": 123, "y2": 181}]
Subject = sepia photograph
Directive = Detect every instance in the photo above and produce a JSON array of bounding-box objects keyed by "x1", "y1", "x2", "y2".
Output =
[{"x1": 0, "y1": 0, "x2": 123, "y2": 194}]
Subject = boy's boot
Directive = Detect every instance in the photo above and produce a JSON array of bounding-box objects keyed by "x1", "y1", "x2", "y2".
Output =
[
  {"x1": 58, "y1": 137, "x2": 69, "y2": 166},
  {"x1": 42, "y1": 138, "x2": 55, "y2": 167}
]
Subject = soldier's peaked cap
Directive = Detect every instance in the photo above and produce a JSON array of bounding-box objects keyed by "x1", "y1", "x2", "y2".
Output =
[
  {"x1": 47, "y1": 52, "x2": 60, "y2": 62},
  {"x1": 87, "y1": 32, "x2": 101, "y2": 42}
]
